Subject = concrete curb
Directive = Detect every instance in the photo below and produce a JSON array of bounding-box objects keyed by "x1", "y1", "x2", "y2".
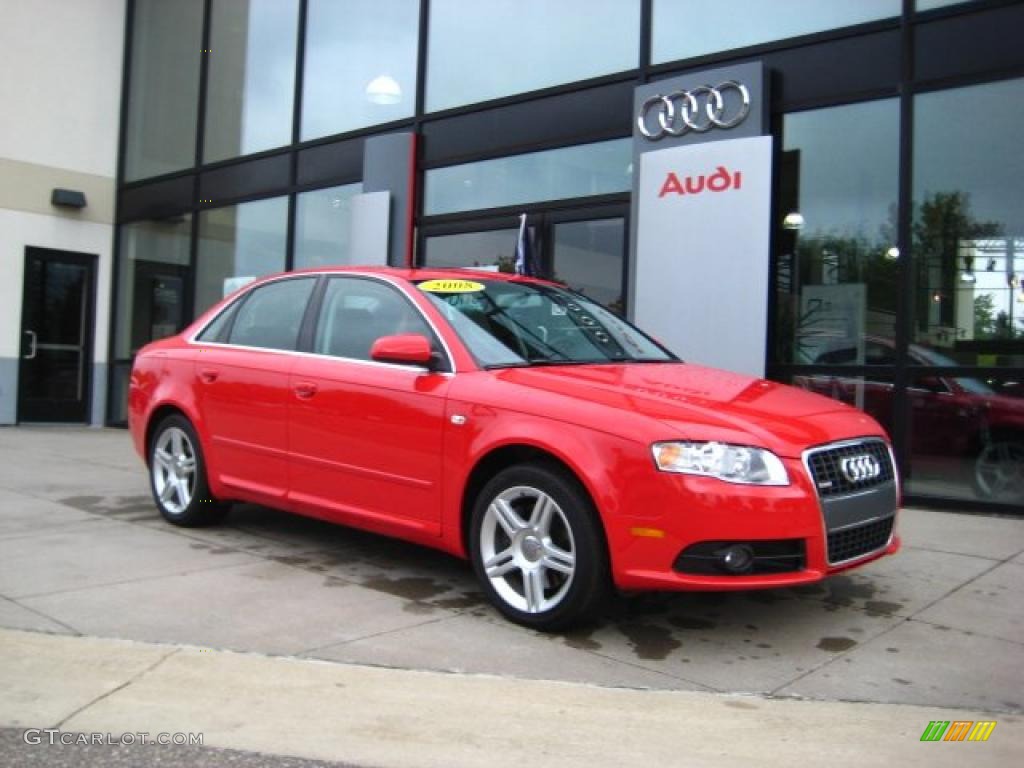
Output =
[{"x1": 1, "y1": 628, "x2": 1020, "y2": 767}]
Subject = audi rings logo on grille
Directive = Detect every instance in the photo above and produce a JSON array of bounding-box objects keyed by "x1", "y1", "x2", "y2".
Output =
[
  {"x1": 839, "y1": 454, "x2": 882, "y2": 483},
  {"x1": 637, "y1": 81, "x2": 751, "y2": 141}
]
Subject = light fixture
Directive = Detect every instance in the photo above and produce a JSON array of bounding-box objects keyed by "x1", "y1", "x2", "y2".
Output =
[
  {"x1": 782, "y1": 212, "x2": 804, "y2": 231},
  {"x1": 51, "y1": 188, "x2": 87, "y2": 209},
  {"x1": 987, "y1": 258, "x2": 997, "y2": 272},
  {"x1": 932, "y1": 291, "x2": 943, "y2": 303},
  {"x1": 365, "y1": 75, "x2": 402, "y2": 105},
  {"x1": 884, "y1": 246, "x2": 900, "y2": 261}
]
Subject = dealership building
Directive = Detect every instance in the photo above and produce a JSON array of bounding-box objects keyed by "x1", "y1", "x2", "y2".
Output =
[{"x1": 1, "y1": 0, "x2": 1022, "y2": 511}]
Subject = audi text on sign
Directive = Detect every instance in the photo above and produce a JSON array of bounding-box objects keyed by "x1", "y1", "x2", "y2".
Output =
[{"x1": 128, "y1": 268, "x2": 900, "y2": 630}]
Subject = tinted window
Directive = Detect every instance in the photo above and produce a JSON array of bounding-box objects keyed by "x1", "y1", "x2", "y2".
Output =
[
  {"x1": 227, "y1": 278, "x2": 315, "y2": 351},
  {"x1": 196, "y1": 298, "x2": 242, "y2": 343},
  {"x1": 314, "y1": 278, "x2": 434, "y2": 362}
]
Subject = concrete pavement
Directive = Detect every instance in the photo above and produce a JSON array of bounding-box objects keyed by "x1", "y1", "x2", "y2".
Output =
[{"x1": 0, "y1": 426, "x2": 1022, "y2": 765}]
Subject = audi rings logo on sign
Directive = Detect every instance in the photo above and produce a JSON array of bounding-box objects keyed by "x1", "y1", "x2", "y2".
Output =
[
  {"x1": 839, "y1": 454, "x2": 882, "y2": 484},
  {"x1": 638, "y1": 81, "x2": 751, "y2": 141}
]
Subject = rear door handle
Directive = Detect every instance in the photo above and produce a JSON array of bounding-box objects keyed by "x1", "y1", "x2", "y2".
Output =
[
  {"x1": 293, "y1": 381, "x2": 318, "y2": 399},
  {"x1": 198, "y1": 368, "x2": 219, "y2": 384}
]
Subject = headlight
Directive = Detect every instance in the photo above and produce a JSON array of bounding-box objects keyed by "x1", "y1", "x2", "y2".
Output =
[{"x1": 652, "y1": 441, "x2": 789, "y2": 485}]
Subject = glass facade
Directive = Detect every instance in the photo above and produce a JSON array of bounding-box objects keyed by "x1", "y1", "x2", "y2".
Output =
[
  {"x1": 426, "y1": 0, "x2": 640, "y2": 112},
  {"x1": 552, "y1": 219, "x2": 626, "y2": 314},
  {"x1": 294, "y1": 183, "x2": 364, "y2": 269},
  {"x1": 911, "y1": 78, "x2": 1024, "y2": 367},
  {"x1": 422, "y1": 229, "x2": 521, "y2": 271},
  {"x1": 302, "y1": 0, "x2": 419, "y2": 139},
  {"x1": 424, "y1": 140, "x2": 632, "y2": 216},
  {"x1": 652, "y1": 0, "x2": 899, "y2": 63},
  {"x1": 123, "y1": 0, "x2": 204, "y2": 180},
  {"x1": 195, "y1": 197, "x2": 289, "y2": 316},
  {"x1": 774, "y1": 99, "x2": 900, "y2": 366},
  {"x1": 203, "y1": 0, "x2": 299, "y2": 163},
  {"x1": 112, "y1": 0, "x2": 1023, "y2": 511}
]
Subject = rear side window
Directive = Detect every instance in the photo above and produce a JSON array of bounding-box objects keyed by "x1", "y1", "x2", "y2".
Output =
[
  {"x1": 227, "y1": 278, "x2": 315, "y2": 351},
  {"x1": 196, "y1": 299, "x2": 241, "y2": 343}
]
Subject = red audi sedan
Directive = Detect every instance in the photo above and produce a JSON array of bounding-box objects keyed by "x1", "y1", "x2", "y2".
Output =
[{"x1": 129, "y1": 267, "x2": 900, "y2": 630}]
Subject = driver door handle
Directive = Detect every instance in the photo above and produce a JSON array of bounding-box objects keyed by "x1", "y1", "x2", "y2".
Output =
[
  {"x1": 23, "y1": 330, "x2": 37, "y2": 360},
  {"x1": 293, "y1": 381, "x2": 318, "y2": 399},
  {"x1": 198, "y1": 368, "x2": 219, "y2": 384}
]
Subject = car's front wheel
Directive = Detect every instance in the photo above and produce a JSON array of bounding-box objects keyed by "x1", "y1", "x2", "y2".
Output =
[
  {"x1": 973, "y1": 438, "x2": 1024, "y2": 502},
  {"x1": 149, "y1": 414, "x2": 227, "y2": 527},
  {"x1": 470, "y1": 463, "x2": 609, "y2": 631}
]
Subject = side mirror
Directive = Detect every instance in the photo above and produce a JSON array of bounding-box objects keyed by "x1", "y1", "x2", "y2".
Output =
[{"x1": 370, "y1": 334, "x2": 435, "y2": 368}]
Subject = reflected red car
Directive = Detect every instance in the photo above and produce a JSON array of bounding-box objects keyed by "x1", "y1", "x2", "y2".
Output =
[{"x1": 129, "y1": 268, "x2": 900, "y2": 630}]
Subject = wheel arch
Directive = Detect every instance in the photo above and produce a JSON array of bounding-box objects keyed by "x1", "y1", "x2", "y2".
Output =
[{"x1": 458, "y1": 442, "x2": 610, "y2": 564}]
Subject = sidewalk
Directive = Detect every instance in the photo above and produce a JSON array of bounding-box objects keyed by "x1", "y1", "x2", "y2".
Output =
[
  {"x1": 2, "y1": 628, "x2": 1020, "y2": 768},
  {"x1": 0, "y1": 426, "x2": 1022, "y2": 764}
]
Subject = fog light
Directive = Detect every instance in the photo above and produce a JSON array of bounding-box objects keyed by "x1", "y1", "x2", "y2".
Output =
[{"x1": 718, "y1": 544, "x2": 755, "y2": 574}]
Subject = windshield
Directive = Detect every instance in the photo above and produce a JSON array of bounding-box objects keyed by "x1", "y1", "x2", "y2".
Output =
[{"x1": 416, "y1": 278, "x2": 676, "y2": 368}]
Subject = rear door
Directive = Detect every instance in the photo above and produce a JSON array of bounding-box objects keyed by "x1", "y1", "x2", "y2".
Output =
[{"x1": 193, "y1": 276, "x2": 317, "y2": 504}]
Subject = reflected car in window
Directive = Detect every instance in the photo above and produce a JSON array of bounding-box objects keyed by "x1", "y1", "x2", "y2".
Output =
[
  {"x1": 794, "y1": 338, "x2": 1024, "y2": 504},
  {"x1": 129, "y1": 268, "x2": 900, "y2": 630}
]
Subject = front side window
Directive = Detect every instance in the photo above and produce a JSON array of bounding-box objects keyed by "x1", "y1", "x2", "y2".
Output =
[
  {"x1": 314, "y1": 278, "x2": 435, "y2": 361},
  {"x1": 226, "y1": 278, "x2": 315, "y2": 351},
  {"x1": 417, "y1": 279, "x2": 674, "y2": 368}
]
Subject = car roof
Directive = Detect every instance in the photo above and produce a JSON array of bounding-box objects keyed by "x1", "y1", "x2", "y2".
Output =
[{"x1": 281, "y1": 265, "x2": 557, "y2": 286}]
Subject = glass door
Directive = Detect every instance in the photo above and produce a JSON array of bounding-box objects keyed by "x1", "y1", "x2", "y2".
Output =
[{"x1": 18, "y1": 248, "x2": 96, "y2": 423}]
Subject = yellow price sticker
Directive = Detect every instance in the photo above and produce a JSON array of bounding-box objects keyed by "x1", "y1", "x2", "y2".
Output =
[{"x1": 418, "y1": 279, "x2": 485, "y2": 293}]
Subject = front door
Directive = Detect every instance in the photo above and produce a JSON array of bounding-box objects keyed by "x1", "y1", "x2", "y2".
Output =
[{"x1": 18, "y1": 248, "x2": 96, "y2": 423}]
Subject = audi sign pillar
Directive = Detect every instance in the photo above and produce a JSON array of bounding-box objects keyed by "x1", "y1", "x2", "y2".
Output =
[{"x1": 628, "y1": 63, "x2": 773, "y2": 378}]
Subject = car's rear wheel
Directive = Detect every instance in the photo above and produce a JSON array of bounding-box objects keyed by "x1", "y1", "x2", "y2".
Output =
[
  {"x1": 973, "y1": 438, "x2": 1024, "y2": 502},
  {"x1": 470, "y1": 463, "x2": 609, "y2": 631},
  {"x1": 149, "y1": 414, "x2": 227, "y2": 527}
]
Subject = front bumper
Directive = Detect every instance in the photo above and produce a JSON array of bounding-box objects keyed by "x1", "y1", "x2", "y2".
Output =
[{"x1": 608, "y1": 444, "x2": 899, "y2": 592}]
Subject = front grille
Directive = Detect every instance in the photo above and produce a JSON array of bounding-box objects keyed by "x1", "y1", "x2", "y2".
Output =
[
  {"x1": 827, "y1": 516, "x2": 894, "y2": 564},
  {"x1": 807, "y1": 439, "x2": 894, "y2": 497},
  {"x1": 673, "y1": 539, "x2": 805, "y2": 575}
]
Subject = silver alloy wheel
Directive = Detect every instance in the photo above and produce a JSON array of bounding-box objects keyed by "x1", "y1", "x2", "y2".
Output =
[
  {"x1": 974, "y1": 441, "x2": 1024, "y2": 500},
  {"x1": 152, "y1": 427, "x2": 197, "y2": 516},
  {"x1": 479, "y1": 485, "x2": 576, "y2": 614}
]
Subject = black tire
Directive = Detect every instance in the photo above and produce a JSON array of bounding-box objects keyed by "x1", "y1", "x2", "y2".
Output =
[
  {"x1": 148, "y1": 414, "x2": 228, "y2": 527},
  {"x1": 469, "y1": 463, "x2": 609, "y2": 631}
]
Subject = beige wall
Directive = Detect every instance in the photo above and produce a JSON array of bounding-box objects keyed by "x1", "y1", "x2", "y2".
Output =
[{"x1": 0, "y1": 0, "x2": 124, "y2": 424}]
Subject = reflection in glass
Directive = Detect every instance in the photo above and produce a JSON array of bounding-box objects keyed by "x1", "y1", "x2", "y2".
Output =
[
  {"x1": 302, "y1": 0, "x2": 418, "y2": 139},
  {"x1": 124, "y1": 0, "x2": 203, "y2": 180},
  {"x1": 906, "y1": 374, "x2": 1024, "y2": 506},
  {"x1": 773, "y1": 100, "x2": 899, "y2": 365},
  {"x1": 115, "y1": 217, "x2": 193, "y2": 360},
  {"x1": 425, "y1": 140, "x2": 632, "y2": 216},
  {"x1": 196, "y1": 197, "x2": 289, "y2": 315},
  {"x1": 552, "y1": 219, "x2": 625, "y2": 314},
  {"x1": 427, "y1": 0, "x2": 639, "y2": 112},
  {"x1": 788, "y1": 373, "x2": 895, "y2": 435},
  {"x1": 652, "y1": 0, "x2": 898, "y2": 63},
  {"x1": 203, "y1": 0, "x2": 299, "y2": 163},
  {"x1": 294, "y1": 183, "x2": 364, "y2": 268},
  {"x1": 913, "y1": 78, "x2": 1024, "y2": 366},
  {"x1": 422, "y1": 229, "x2": 520, "y2": 272}
]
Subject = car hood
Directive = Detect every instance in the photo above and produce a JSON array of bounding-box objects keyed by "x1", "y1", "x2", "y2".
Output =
[{"x1": 491, "y1": 363, "x2": 886, "y2": 457}]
